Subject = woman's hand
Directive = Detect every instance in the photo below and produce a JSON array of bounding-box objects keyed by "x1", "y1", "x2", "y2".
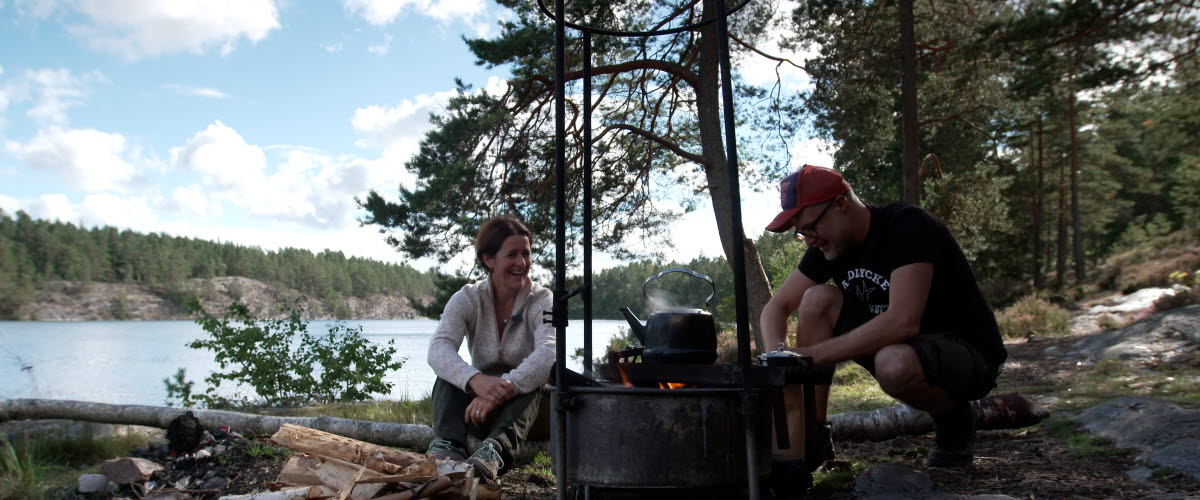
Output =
[
  {"x1": 465, "y1": 395, "x2": 500, "y2": 426},
  {"x1": 467, "y1": 374, "x2": 517, "y2": 405}
]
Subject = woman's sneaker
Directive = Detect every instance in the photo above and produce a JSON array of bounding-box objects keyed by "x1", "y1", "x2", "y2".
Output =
[
  {"x1": 466, "y1": 439, "x2": 505, "y2": 482},
  {"x1": 425, "y1": 438, "x2": 467, "y2": 462}
]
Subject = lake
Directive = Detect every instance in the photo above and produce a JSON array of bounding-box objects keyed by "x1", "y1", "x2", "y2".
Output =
[{"x1": 0, "y1": 319, "x2": 630, "y2": 406}]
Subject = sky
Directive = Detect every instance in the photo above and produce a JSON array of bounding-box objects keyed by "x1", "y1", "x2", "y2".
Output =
[{"x1": 0, "y1": 0, "x2": 831, "y2": 274}]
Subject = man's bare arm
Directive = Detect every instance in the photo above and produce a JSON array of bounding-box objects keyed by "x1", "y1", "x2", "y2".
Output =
[
  {"x1": 761, "y1": 269, "x2": 821, "y2": 350},
  {"x1": 801, "y1": 262, "x2": 933, "y2": 364}
]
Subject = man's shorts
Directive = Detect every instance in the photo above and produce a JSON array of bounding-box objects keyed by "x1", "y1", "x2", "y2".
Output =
[{"x1": 834, "y1": 299, "x2": 999, "y2": 401}]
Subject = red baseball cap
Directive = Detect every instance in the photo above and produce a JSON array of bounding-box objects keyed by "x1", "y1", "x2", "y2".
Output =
[{"x1": 764, "y1": 165, "x2": 851, "y2": 233}]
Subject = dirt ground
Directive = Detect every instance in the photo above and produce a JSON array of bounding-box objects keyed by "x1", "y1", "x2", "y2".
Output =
[
  {"x1": 58, "y1": 332, "x2": 1200, "y2": 499},
  {"x1": 499, "y1": 332, "x2": 1200, "y2": 499}
]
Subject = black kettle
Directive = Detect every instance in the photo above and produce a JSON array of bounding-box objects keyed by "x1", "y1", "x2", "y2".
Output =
[{"x1": 619, "y1": 268, "x2": 718, "y2": 365}]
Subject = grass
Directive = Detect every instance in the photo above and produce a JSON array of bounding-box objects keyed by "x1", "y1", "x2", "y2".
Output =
[
  {"x1": 0, "y1": 436, "x2": 65, "y2": 500},
  {"x1": 525, "y1": 451, "x2": 554, "y2": 478},
  {"x1": 828, "y1": 363, "x2": 895, "y2": 414},
  {"x1": 1041, "y1": 416, "x2": 1130, "y2": 460},
  {"x1": 811, "y1": 458, "x2": 868, "y2": 494},
  {"x1": 282, "y1": 394, "x2": 435, "y2": 426},
  {"x1": 0, "y1": 429, "x2": 148, "y2": 500}
]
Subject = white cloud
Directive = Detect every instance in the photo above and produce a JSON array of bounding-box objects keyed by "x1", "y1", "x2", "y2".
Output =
[
  {"x1": 80, "y1": 193, "x2": 157, "y2": 230},
  {"x1": 368, "y1": 34, "x2": 393, "y2": 55},
  {"x1": 171, "y1": 121, "x2": 396, "y2": 230},
  {"x1": 342, "y1": 0, "x2": 488, "y2": 25},
  {"x1": 0, "y1": 65, "x2": 9, "y2": 114},
  {"x1": 5, "y1": 126, "x2": 148, "y2": 192},
  {"x1": 321, "y1": 41, "x2": 345, "y2": 53},
  {"x1": 171, "y1": 120, "x2": 269, "y2": 190},
  {"x1": 163, "y1": 84, "x2": 230, "y2": 99},
  {"x1": 168, "y1": 185, "x2": 222, "y2": 217},
  {"x1": 0, "y1": 194, "x2": 18, "y2": 214},
  {"x1": 20, "y1": 68, "x2": 108, "y2": 126},
  {"x1": 24, "y1": 0, "x2": 281, "y2": 60},
  {"x1": 29, "y1": 193, "x2": 81, "y2": 223},
  {"x1": 351, "y1": 88, "x2": 455, "y2": 156}
]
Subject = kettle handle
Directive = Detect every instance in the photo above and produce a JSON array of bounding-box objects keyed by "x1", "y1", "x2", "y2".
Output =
[{"x1": 642, "y1": 267, "x2": 716, "y2": 309}]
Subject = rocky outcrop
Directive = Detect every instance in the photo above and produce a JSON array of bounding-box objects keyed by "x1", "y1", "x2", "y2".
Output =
[{"x1": 13, "y1": 277, "x2": 429, "y2": 321}]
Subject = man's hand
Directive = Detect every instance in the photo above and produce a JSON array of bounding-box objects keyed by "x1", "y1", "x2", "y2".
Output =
[{"x1": 467, "y1": 373, "x2": 517, "y2": 405}]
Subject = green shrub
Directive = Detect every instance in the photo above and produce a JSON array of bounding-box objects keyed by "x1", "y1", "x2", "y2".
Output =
[
  {"x1": 1153, "y1": 270, "x2": 1200, "y2": 312},
  {"x1": 996, "y1": 294, "x2": 1071, "y2": 339},
  {"x1": 170, "y1": 300, "x2": 406, "y2": 407}
]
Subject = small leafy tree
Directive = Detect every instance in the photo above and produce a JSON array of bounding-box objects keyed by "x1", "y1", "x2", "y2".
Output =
[{"x1": 169, "y1": 301, "x2": 405, "y2": 407}]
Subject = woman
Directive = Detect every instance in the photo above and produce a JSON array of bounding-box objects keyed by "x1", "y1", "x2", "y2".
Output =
[{"x1": 425, "y1": 216, "x2": 555, "y2": 482}]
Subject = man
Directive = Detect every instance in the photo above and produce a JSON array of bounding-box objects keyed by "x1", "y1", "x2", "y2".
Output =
[{"x1": 760, "y1": 165, "x2": 1007, "y2": 492}]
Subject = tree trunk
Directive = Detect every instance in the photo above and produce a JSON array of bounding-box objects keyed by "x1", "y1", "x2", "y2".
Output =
[
  {"x1": 696, "y1": 0, "x2": 771, "y2": 354},
  {"x1": 1067, "y1": 67, "x2": 1086, "y2": 284},
  {"x1": 829, "y1": 393, "x2": 1048, "y2": 442},
  {"x1": 0, "y1": 399, "x2": 433, "y2": 448},
  {"x1": 3, "y1": 396, "x2": 1046, "y2": 448},
  {"x1": 1033, "y1": 115, "x2": 1045, "y2": 289},
  {"x1": 899, "y1": 0, "x2": 921, "y2": 205},
  {"x1": 1056, "y1": 147, "x2": 1067, "y2": 291}
]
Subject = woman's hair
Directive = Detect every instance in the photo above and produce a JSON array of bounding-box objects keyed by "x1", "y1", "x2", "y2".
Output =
[{"x1": 475, "y1": 215, "x2": 533, "y2": 273}]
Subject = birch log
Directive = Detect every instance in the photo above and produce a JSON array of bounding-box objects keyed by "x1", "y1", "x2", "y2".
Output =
[
  {"x1": 0, "y1": 399, "x2": 433, "y2": 448},
  {"x1": 829, "y1": 393, "x2": 1049, "y2": 442}
]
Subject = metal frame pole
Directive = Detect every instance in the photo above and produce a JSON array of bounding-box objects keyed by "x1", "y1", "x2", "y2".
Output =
[
  {"x1": 583, "y1": 31, "x2": 594, "y2": 379},
  {"x1": 552, "y1": 0, "x2": 568, "y2": 498},
  {"x1": 713, "y1": 0, "x2": 760, "y2": 498}
]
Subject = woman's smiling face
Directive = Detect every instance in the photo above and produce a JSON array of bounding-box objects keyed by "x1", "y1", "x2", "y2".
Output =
[{"x1": 484, "y1": 235, "x2": 532, "y2": 292}]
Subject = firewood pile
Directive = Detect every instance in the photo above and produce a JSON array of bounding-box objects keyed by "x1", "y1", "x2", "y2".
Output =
[
  {"x1": 246, "y1": 424, "x2": 501, "y2": 500},
  {"x1": 73, "y1": 422, "x2": 500, "y2": 500}
]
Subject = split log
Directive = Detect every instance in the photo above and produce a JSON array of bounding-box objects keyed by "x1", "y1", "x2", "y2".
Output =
[
  {"x1": 373, "y1": 476, "x2": 453, "y2": 500},
  {"x1": 278, "y1": 455, "x2": 324, "y2": 486},
  {"x1": 829, "y1": 393, "x2": 1049, "y2": 442},
  {"x1": 0, "y1": 399, "x2": 433, "y2": 448},
  {"x1": 218, "y1": 487, "x2": 313, "y2": 500},
  {"x1": 270, "y1": 424, "x2": 430, "y2": 474}
]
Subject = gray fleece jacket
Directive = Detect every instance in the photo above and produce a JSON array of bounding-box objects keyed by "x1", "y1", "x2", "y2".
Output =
[{"x1": 426, "y1": 277, "x2": 555, "y2": 394}]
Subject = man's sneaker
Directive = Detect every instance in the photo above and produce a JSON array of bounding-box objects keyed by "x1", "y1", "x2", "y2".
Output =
[
  {"x1": 927, "y1": 400, "x2": 975, "y2": 468},
  {"x1": 767, "y1": 459, "x2": 812, "y2": 499},
  {"x1": 466, "y1": 439, "x2": 505, "y2": 482},
  {"x1": 425, "y1": 438, "x2": 466, "y2": 462},
  {"x1": 805, "y1": 421, "x2": 835, "y2": 472}
]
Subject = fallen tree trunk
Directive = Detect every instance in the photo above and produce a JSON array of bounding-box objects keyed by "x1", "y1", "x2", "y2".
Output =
[
  {"x1": 0, "y1": 399, "x2": 434, "y2": 448},
  {"x1": 829, "y1": 393, "x2": 1049, "y2": 442},
  {"x1": 3, "y1": 394, "x2": 1048, "y2": 449}
]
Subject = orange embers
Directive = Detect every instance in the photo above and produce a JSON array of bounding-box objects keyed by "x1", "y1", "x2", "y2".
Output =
[{"x1": 658, "y1": 382, "x2": 687, "y2": 389}]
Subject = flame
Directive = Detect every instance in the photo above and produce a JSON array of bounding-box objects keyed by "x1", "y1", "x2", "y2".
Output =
[
  {"x1": 615, "y1": 362, "x2": 635, "y2": 388},
  {"x1": 658, "y1": 382, "x2": 687, "y2": 390}
]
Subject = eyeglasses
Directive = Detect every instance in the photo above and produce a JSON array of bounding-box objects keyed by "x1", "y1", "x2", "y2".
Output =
[{"x1": 794, "y1": 198, "x2": 837, "y2": 241}]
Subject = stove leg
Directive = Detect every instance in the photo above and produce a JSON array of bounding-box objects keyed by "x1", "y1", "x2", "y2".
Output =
[{"x1": 803, "y1": 382, "x2": 817, "y2": 464}]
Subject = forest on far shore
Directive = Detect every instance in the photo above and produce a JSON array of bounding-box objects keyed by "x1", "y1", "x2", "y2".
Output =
[{"x1": 0, "y1": 210, "x2": 435, "y2": 318}]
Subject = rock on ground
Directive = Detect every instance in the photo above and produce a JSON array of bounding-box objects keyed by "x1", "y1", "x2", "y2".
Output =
[
  {"x1": 77, "y1": 473, "x2": 115, "y2": 494},
  {"x1": 1071, "y1": 396, "x2": 1200, "y2": 482},
  {"x1": 1068, "y1": 287, "x2": 1186, "y2": 336},
  {"x1": 1070, "y1": 304, "x2": 1200, "y2": 363},
  {"x1": 101, "y1": 457, "x2": 164, "y2": 484},
  {"x1": 853, "y1": 462, "x2": 1020, "y2": 500}
]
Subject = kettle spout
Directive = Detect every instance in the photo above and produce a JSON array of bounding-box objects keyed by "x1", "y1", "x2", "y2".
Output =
[{"x1": 618, "y1": 307, "x2": 647, "y2": 346}]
